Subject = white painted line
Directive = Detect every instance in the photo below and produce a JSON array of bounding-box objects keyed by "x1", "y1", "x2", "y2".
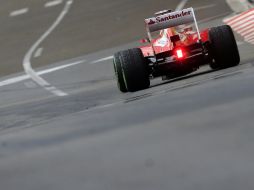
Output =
[
  {"x1": 45, "y1": 0, "x2": 63, "y2": 8},
  {"x1": 45, "y1": 86, "x2": 67, "y2": 96},
  {"x1": 23, "y1": 0, "x2": 73, "y2": 97},
  {"x1": 10, "y1": 8, "x2": 29, "y2": 17},
  {"x1": 90, "y1": 56, "x2": 113, "y2": 64},
  {"x1": 175, "y1": 0, "x2": 189, "y2": 11},
  {"x1": 194, "y1": 4, "x2": 216, "y2": 11},
  {"x1": 0, "y1": 75, "x2": 30, "y2": 87},
  {"x1": 37, "y1": 60, "x2": 85, "y2": 75},
  {"x1": 34, "y1": 47, "x2": 43, "y2": 58},
  {"x1": 0, "y1": 59, "x2": 85, "y2": 88}
]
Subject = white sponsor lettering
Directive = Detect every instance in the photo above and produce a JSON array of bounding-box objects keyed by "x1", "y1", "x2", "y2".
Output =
[
  {"x1": 147, "y1": 10, "x2": 192, "y2": 26},
  {"x1": 145, "y1": 8, "x2": 195, "y2": 32}
]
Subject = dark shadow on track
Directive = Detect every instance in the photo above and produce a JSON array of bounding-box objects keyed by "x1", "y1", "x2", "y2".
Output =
[
  {"x1": 151, "y1": 68, "x2": 216, "y2": 88},
  {"x1": 124, "y1": 69, "x2": 216, "y2": 103}
]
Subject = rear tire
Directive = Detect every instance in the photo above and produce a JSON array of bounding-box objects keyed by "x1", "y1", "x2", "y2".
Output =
[
  {"x1": 113, "y1": 52, "x2": 127, "y2": 93},
  {"x1": 119, "y1": 48, "x2": 150, "y2": 92},
  {"x1": 209, "y1": 25, "x2": 240, "y2": 69}
]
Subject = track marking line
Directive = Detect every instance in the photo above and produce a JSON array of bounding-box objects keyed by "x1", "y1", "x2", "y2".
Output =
[
  {"x1": 45, "y1": 0, "x2": 63, "y2": 8},
  {"x1": 194, "y1": 4, "x2": 216, "y2": 11},
  {"x1": 10, "y1": 8, "x2": 29, "y2": 17},
  {"x1": 0, "y1": 59, "x2": 85, "y2": 88},
  {"x1": 175, "y1": 0, "x2": 189, "y2": 11},
  {"x1": 23, "y1": 0, "x2": 73, "y2": 97},
  {"x1": 37, "y1": 60, "x2": 85, "y2": 75},
  {"x1": 90, "y1": 56, "x2": 113, "y2": 64},
  {"x1": 0, "y1": 75, "x2": 30, "y2": 87},
  {"x1": 34, "y1": 47, "x2": 44, "y2": 58}
]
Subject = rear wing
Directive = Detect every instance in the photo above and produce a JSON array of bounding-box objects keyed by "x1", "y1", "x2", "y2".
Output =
[{"x1": 145, "y1": 7, "x2": 201, "y2": 40}]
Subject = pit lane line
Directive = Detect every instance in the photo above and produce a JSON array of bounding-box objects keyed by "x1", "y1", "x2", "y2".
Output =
[
  {"x1": 34, "y1": 47, "x2": 44, "y2": 58},
  {"x1": 0, "y1": 55, "x2": 114, "y2": 88},
  {"x1": 22, "y1": 0, "x2": 73, "y2": 97},
  {"x1": 9, "y1": 8, "x2": 29, "y2": 17},
  {"x1": 176, "y1": 0, "x2": 189, "y2": 11},
  {"x1": 45, "y1": 0, "x2": 63, "y2": 8},
  {"x1": 0, "y1": 60, "x2": 84, "y2": 87},
  {"x1": 9, "y1": 1, "x2": 63, "y2": 18}
]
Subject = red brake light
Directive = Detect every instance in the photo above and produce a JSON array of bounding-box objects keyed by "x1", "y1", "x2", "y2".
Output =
[{"x1": 176, "y1": 48, "x2": 184, "y2": 59}]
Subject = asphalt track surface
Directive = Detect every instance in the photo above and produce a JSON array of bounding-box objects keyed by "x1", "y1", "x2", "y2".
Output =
[{"x1": 0, "y1": 0, "x2": 254, "y2": 189}]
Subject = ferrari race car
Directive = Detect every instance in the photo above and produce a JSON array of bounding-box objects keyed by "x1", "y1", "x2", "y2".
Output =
[{"x1": 113, "y1": 8, "x2": 240, "y2": 92}]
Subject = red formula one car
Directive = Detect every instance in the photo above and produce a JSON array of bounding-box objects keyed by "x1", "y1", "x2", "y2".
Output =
[{"x1": 113, "y1": 8, "x2": 240, "y2": 92}]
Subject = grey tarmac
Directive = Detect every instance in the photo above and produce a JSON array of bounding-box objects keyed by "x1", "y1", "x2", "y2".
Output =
[{"x1": 0, "y1": 0, "x2": 254, "y2": 190}]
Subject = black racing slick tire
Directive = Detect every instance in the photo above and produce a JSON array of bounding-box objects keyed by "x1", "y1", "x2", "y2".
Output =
[
  {"x1": 119, "y1": 48, "x2": 150, "y2": 92},
  {"x1": 113, "y1": 52, "x2": 127, "y2": 93},
  {"x1": 209, "y1": 25, "x2": 240, "y2": 69}
]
